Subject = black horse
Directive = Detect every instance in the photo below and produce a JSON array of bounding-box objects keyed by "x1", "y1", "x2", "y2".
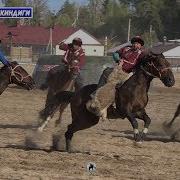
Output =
[{"x1": 40, "y1": 52, "x2": 175, "y2": 152}]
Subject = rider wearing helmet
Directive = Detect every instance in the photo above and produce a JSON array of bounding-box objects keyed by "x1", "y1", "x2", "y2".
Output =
[
  {"x1": 58, "y1": 37, "x2": 85, "y2": 90},
  {"x1": 86, "y1": 36, "x2": 145, "y2": 120}
]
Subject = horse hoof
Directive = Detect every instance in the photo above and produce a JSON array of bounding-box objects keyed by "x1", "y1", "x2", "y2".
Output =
[
  {"x1": 37, "y1": 127, "x2": 44, "y2": 132},
  {"x1": 66, "y1": 139, "x2": 72, "y2": 153},
  {"x1": 134, "y1": 141, "x2": 143, "y2": 148}
]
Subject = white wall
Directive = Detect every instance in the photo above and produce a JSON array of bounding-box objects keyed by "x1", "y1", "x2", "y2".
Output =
[
  {"x1": 83, "y1": 45, "x2": 104, "y2": 56},
  {"x1": 56, "y1": 45, "x2": 104, "y2": 57},
  {"x1": 62, "y1": 29, "x2": 101, "y2": 45},
  {"x1": 55, "y1": 29, "x2": 105, "y2": 56}
]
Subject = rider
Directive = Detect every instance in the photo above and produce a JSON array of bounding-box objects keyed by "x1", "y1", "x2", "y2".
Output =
[
  {"x1": 58, "y1": 37, "x2": 85, "y2": 91},
  {"x1": 86, "y1": 36, "x2": 145, "y2": 120},
  {"x1": 0, "y1": 40, "x2": 11, "y2": 66},
  {"x1": 0, "y1": 50, "x2": 11, "y2": 67}
]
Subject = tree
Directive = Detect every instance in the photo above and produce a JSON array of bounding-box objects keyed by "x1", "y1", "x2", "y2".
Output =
[
  {"x1": 159, "y1": 0, "x2": 180, "y2": 40},
  {"x1": 95, "y1": 0, "x2": 130, "y2": 43},
  {"x1": 133, "y1": 0, "x2": 165, "y2": 40},
  {"x1": 55, "y1": 0, "x2": 76, "y2": 27},
  {"x1": 27, "y1": 0, "x2": 49, "y2": 26},
  {"x1": 3, "y1": 0, "x2": 26, "y2": 26}
]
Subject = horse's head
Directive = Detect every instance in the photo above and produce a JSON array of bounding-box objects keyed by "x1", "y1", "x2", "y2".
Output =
[
  {"x1": 9, "y1": 61, "x2": 35, "y2": 90},
  {"x1": 141, "y1": 52, "x2": 175, "y2": 87}
]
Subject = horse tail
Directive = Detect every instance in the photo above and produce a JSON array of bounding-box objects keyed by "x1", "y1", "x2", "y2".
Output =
[
  {"x1": 39, "y1": 91, "x2": 75, "y2": 120},
  {"x1": 40, "y1": 76, "x2": 49, "y2": 90},
  {"x1": 40, "y1": 72, "x2": 51, "y2": 90}
]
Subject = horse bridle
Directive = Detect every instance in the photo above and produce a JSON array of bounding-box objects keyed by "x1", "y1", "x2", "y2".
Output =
[
  {"x1": 141, "y1": 59, "x2": 171, "y2": 78},
  {"x1": 9, "y1": 64, "x2": 30, "y2": 83}
]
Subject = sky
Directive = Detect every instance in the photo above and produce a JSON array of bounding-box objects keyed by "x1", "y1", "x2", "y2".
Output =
[{"x1": 47, "y1": 0, "x2": 88, "y2": 13}]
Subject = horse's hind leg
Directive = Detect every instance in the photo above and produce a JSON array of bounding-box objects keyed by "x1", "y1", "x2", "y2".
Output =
[
  {"x1": 127, "y1": 113, "x2": 141, "y2": 143},
  {"x1": 55, "y1": 103, "x2": 69, "y2": 127},
  {"x1": 167, "y1": 104, "x2": 180, "y2": 127},
  {"x1": 65, "y1": 123, "x2": 76, "y2": 152},
  {"x1": 136, "y1": 110, "x2": 151, "y2": 141},
  {"x1": 45, "y1": 88, "x2": 55, "y2": 106},
  {"x1": 65, "y1": 117, "x2": 98, "y2": 153}
]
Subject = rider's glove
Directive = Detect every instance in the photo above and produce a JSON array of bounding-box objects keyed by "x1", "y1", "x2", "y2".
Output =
[{"x1": 112, "y1": 52, "x2": 120, "y2": 63}]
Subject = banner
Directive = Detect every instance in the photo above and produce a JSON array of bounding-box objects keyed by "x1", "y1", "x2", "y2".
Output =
[{"x1": 0, "y1": 7, "x2": 33, "y2": 18}]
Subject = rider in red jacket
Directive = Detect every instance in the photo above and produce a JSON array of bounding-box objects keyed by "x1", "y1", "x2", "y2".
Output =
[
  {"x1": 58, "y1": 37, "x2": 85, "y2": 90},
  {"x1": 86, "y1": 36, "x2": 145, "y2": 120}
]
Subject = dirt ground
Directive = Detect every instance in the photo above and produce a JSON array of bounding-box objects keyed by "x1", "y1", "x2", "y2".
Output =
[{"x1": 0, "y1": 71, "x2": 179, "y2": 179}]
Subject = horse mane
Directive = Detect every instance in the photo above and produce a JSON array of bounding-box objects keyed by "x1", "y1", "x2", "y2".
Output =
[{"x1": 136, "y1": 51, "x2": 170, "y2": 71}]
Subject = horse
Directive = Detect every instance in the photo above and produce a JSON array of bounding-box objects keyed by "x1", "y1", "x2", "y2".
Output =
[
  {"x1": 40, "y1": 52, "x2": 175, "y2": 152},
  {"x1": 38, "y1": 60, "x2": 80, "y2": 132},
  {"x1": 0, "y1": 61, "x2": 34, "y2": 94}
]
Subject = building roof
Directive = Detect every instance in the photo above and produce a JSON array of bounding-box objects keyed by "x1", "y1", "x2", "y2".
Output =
[
  {"x1": 0, "y1": 23, "x2": 79, "y2": 46},
  {"x1": 169, "y1": 39, "x2": 180, "y2": 43},
  {"x1": 163, "y1": 46, "x2": 180, "y2": 58},
  {"x1": 107, "y1": 42, "x2": 131, "y2": 54},
  {"x1": 149, "y1": 42, "x2": 180, "y2": 54},
  {"x1": 62, "y1": 29, "x2": 102, "y2": 45},
  {"x1": 108, "y1": 41, "x2": 180, "y2": 55}
]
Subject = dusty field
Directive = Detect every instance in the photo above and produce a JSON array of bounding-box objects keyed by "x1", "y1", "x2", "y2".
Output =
[{"x1": 0, "y1": 73, "x2": 179, "y2": 179}]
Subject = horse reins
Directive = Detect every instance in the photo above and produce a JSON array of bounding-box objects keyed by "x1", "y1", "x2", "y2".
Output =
[
  {"x1": 9, "y1": 65, "x2": 30, "y2": 83},
  {"x1": 141, "y1": 60, "x2": 171, "y2": 78}
]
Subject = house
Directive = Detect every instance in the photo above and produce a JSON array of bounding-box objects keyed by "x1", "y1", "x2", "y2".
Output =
[
  {"x1": 0, "y1": 23, "x2": 104, "y2": 62},
  {"x1": 55, "y1": 29, "x2": 104, "y2": 57},
  {"x1": 107, "y1": 42, "x2": 131, "y2": 55},
  {"x1": 150, "y1": 41, "x2": 180, "y2": 67}
]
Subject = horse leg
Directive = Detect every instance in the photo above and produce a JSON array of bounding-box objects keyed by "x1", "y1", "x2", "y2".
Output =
[
  {"x1": 45, "y1": 88, "x2": 55, "y2": 106},
  {"x1": 38, "y1": 98, "x2": 60, "y2": 132},
  {"x1": 171, "y1": 128, "x2": 180, "y2": 141},
  {"x1": 167, "y1": 104, "x2": 180, "y2": 127},
  {"x1": 0, "y1": 81, "x2": 8, "y2": 95},
  {"x1": 55, "y1": 103, "x2": 69, "y2": 126},
  {"x1": 136, "y1": 110, "x2": 151, "y2": 141},
  {"x1": 65, "y1": 123, "x2": 77, "y2": 153},
  {"x1": 65, "y1": 114, "x2": 99, "y2": 153},
  {"x1": 127, "y1": 113, "x2": 141, "y2": 143},
  {"x1": 38, "y1": 116, "x2": 51, "y2": 132}
]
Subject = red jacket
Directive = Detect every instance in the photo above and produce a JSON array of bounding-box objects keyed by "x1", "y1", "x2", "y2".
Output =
[
  {"x1": 59, "y1": 42, "x2": 85, "y2": 72},
  {"x1": 117, "y1": 46, "x2": 145, "y2": 73}
]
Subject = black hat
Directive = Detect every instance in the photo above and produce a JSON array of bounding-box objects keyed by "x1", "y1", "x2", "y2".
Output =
[
  {"x1": 72, "y1": 37, "x2": 82, "y2": 46},
  {"x1": 131, "y1": 36, "x2": 144, "y2": 46}
]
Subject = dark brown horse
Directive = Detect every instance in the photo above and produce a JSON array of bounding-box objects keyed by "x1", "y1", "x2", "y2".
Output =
[
  {"x1": 38, "y1": 63, "x2": 77, "y2": 132},
  {"x1": 40, "y1": 52, "x2": 175, "y2": 152},
  {"x1": 0, "y1": 61, "x2": 34, "y2": 94}
]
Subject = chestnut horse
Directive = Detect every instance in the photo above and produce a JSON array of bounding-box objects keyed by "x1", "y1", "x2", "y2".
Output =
[
  {"x1": 40, "y1": 53, "x2": 175, "y2": 152},
  {"x1": 0, "y1": 61, "x2": 34, "y2": 94}
]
